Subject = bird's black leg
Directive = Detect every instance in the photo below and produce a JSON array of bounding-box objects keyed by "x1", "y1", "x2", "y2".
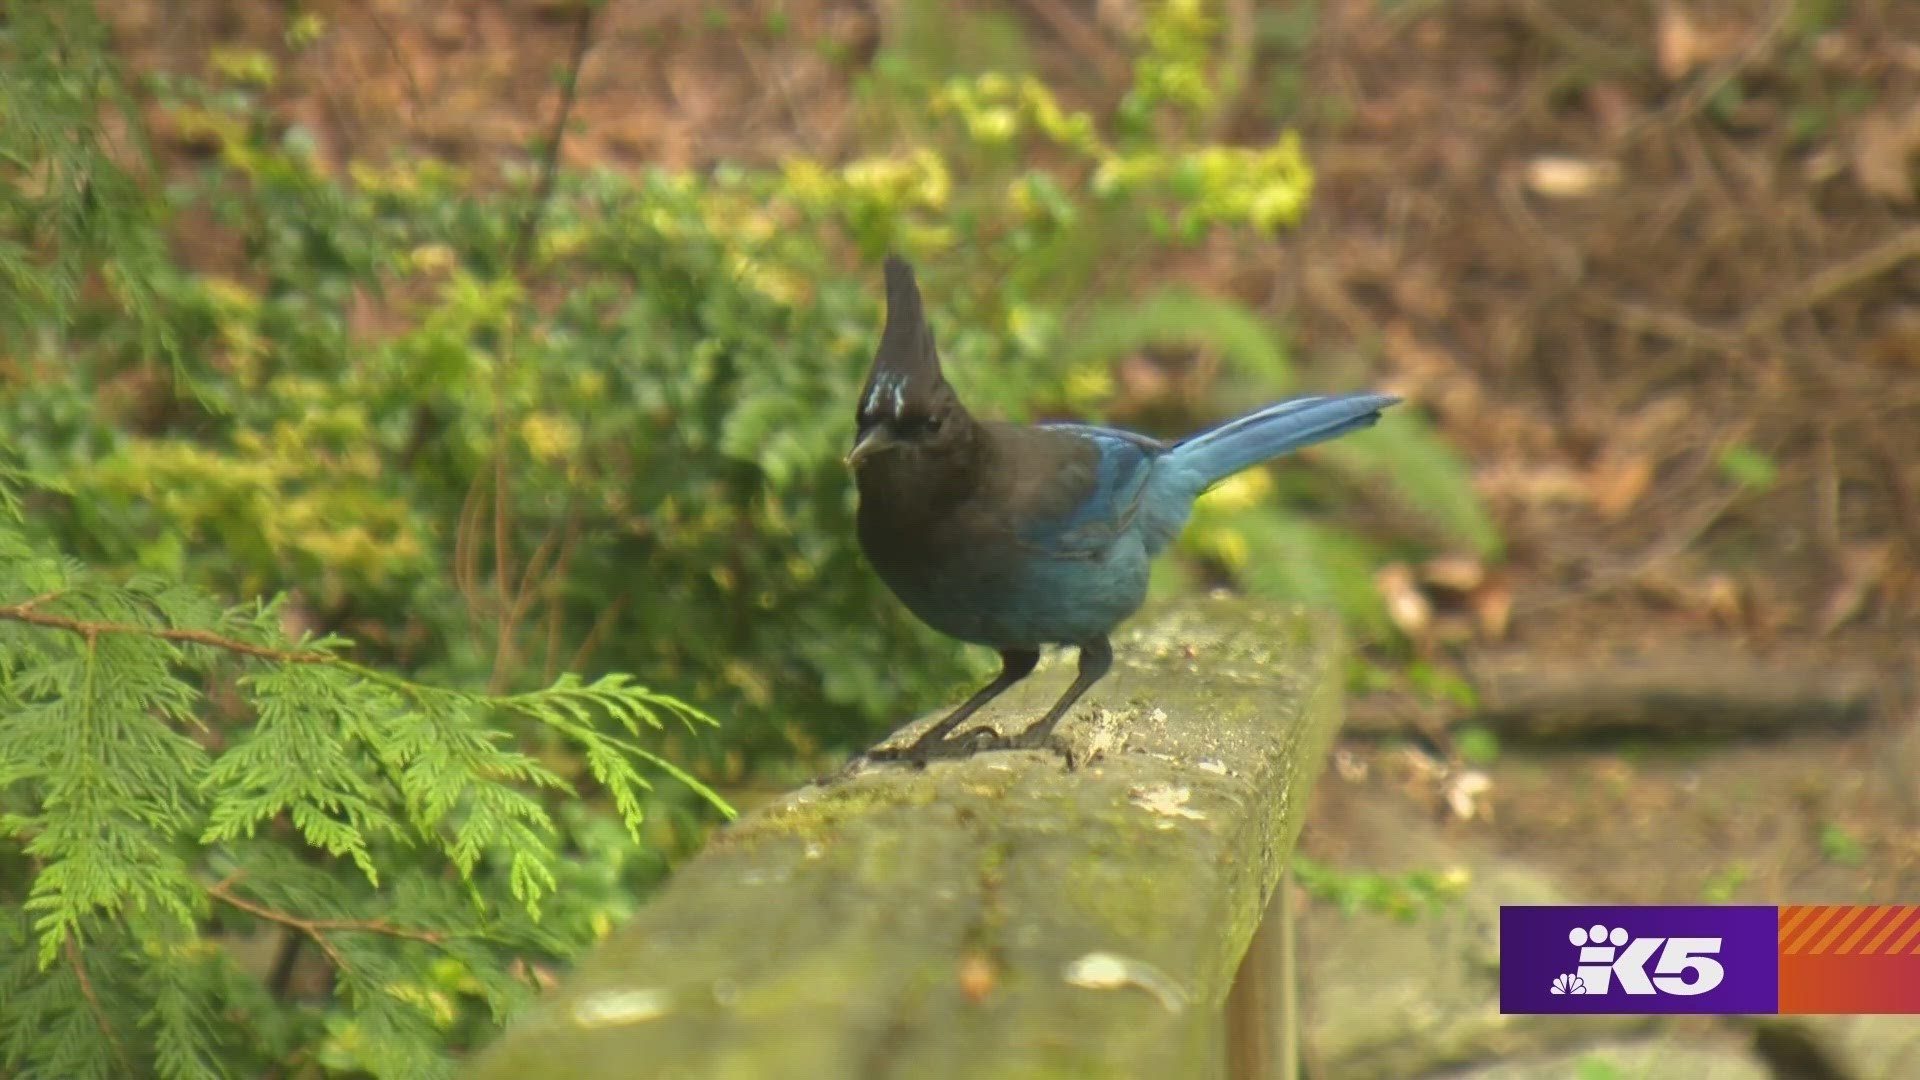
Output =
[
  {"x1": 1004, "y1": 636, "x2": 1112, "y2": 751},
  {"x1": 869, "y1": 648, "x2": 1040, "y2": 761}
]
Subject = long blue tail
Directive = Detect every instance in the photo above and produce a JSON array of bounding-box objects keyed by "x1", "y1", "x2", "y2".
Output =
[{"x1": 1168, "y1": 392, "x2": 1399, "y2": 492}]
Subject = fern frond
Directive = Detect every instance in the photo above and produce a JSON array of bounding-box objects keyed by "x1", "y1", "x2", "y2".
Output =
[
  {"x1": 1315, "y1": 413, "x2": 1503, "y2": 557},
  {"x1": 1062, "y1": 287, "x2": 1294, "y2": 390}
]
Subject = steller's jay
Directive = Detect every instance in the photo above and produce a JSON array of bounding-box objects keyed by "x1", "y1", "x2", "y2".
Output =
[{"x1": 849, "y1": 256, "x2": 1398, "y2": 763}]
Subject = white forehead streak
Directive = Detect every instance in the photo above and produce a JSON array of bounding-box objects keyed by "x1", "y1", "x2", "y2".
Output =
[{"x1": 864, "y1": 373, "x2": 903, "y2": 418}]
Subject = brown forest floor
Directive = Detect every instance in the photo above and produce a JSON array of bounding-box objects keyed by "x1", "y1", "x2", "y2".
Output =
[{"x1": 103, "y1": 0, "x2": 1920, "y2": 906}]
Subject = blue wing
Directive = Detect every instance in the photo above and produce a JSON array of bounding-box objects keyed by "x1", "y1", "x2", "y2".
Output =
[{"x1": 1011, "y1": 423, "x2": 1169, "y2": 558}]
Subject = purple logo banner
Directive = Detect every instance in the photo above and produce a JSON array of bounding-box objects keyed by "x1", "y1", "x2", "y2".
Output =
[{"x1": 1501, "y1": 905, "x2": 1778, "y2": 1014}]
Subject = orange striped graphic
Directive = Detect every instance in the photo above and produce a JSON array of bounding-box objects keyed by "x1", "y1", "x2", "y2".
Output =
[
  {"x1": 1783, "y1": 905, "x2": 1841, "y2": 953},
  {"x1": 1862, "y1": 906, "x2": 1916, "y2": 954},
  {"x1": 1782, "y1": 905, "x2": 1920, "y2": 955},
  {"x1": 1810, "y1": 907, "x2": 1860, "y2": 954},
  {"x1": 1780, "y1": 905, "x2": 1920, "y2": 1013},
  {"x1": 1834, "y1": 905, "x2": 1901, "y2": 954},
  {"x1": 1891, "y1": 910, "x2": 1920, "y2": 955},
  {"x1": 1779, "y1": 904, "x2": 1819, "y2": 941}
]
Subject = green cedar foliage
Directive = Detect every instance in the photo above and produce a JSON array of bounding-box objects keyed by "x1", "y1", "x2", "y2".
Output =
[{"x1": 1, "y1": 453, "x2": 731, "y2": 1077}]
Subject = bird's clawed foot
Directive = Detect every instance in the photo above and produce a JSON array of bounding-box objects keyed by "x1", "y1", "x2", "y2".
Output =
[{"x1": 863, "y1": 723, "x2": 1073, "y2": 768}]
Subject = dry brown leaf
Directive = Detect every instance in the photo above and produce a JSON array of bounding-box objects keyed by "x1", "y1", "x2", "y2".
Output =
[
  {"x1": 1382, "y1": 323, "x2": 1485, "y2": 420},
  {"x1": 1701, "y1": 572, "x2": 1743, "y2": 624},
  {"x1": 1445, "y1": 770, "x2": 1492, "y2": 821},
  {"x1": 1619, "y1": 397, "x2": 1694, "y2": 445},
  {"x1": 1819, "y1": 540, "x2": 1895, "y2": 635},
  {"x1": 958, "y1": 954, "x2": 997, "y2": 1003},
  {"x1": 1867, "y1": 307, "x2": 1920, "y2": 369},
  {"x1": 1586, "y1": 81, "x2": 1639, "y2": 139},
  {"x1": 1852, "y1": 106, "x2": 1920, "y2": 204},
  {"x1": 1658, "y1": 5, "x2": 1749, "y2": 81},
  {"x1": 1383, "y1": 321, "x2": 1456, "y2": 380},
  {"x1": 1470, "y1": 582, "x2": 1514, "y2": 641},
  {"x1": 1421, "y1": 555, "x2": 1486, "y2": 594},
  {"x1": 1590, "y1": 456, "x2": 1656, "y2": 520},
  {"x1": 1095, "y1": 0, "x2": 1145, "y2": 38},
  {"x1": 508, "y1": 958, "x2": 560, "y2": 992},
  {"x1": 1525, "y1": 156, "x2": 1622, "y2": 199},
  {"x1": 1432, "y1": 614, "x2": 1478, "y2": 647},
  {"x1": 1474, "y1": 461, "x2": 1591, "y2": 506},
  {"x1": 1392, "y1": 262, "x2": 1454, "y2": 319},
  {"x1": 1375, "y1": 562, "x2": 1433, "y2": 639},
  {"x1": 1805, "y1": 145, "x2": 1849, "y2": 185},
  {"x1": 1114, "y1": 355, "x2": 1173, "y2": 408},
  {"x1": 1657, "y1": 5, "x2": 1705, "y2": 81}
]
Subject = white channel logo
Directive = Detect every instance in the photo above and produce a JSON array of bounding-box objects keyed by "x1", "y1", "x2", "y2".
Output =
[{"x1": 1549, "y1": 924, "x2": 1725, "y2": 996}]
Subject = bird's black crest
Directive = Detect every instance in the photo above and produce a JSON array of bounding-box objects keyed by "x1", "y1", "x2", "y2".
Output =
[{"x1": 860, "y1": 256, "x2": 947, "y2": 423}]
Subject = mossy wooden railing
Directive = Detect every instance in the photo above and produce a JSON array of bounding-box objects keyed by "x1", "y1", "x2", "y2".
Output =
[{"x1": 468, "y1": 598, "x2": 1345, "y2": 1080}]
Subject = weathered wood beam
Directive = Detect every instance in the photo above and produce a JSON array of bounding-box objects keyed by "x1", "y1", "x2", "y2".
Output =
[{"x1": 468, "y1": 598, "x2": 1346, "y2": 1080}]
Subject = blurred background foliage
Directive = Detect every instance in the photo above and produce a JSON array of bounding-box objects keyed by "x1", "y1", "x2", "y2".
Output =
[
  {"x1": 10, "y1": 0, "x2": 1920, "y2": 1074},
  {"x1": 5, "y1": 0, "x2": 1486, "y2": 775},
  {"x1": 0, "y1": 0, "x2": 1490, "y2": 1072}
]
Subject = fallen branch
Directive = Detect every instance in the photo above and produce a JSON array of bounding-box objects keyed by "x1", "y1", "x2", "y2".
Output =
[
  {"x1": 1349, "y1": 649, "x2": 1884, "y2": 743},
  {"x1": 1469, "y1": 650, "x2": 1882, "y2": 740}
]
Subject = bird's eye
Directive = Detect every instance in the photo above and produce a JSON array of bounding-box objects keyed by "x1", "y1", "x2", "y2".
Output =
[{"x1": 895, "y1": 413, "x2": 941, "y2": 439}]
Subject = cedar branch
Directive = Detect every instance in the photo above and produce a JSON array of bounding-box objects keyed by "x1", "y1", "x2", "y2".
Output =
[
  {"x1": 205, "y1": 878, "x2": 447, "y2": 975},
  {"x1": 0, "y1": 595, "x2": 333, "y2": 664},
  {"x1": 65, "y1": 932, "x2": 135, "y2": 1076}
]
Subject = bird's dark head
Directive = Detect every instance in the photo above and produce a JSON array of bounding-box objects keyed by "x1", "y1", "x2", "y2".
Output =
[{"x1": 847, "y1": 255, "x2": 971, "y2": 471}]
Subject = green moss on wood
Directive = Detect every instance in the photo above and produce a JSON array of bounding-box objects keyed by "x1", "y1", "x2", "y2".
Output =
[{"x1": 467, "y1": 597, "x2": 1345, "y2": 1080}]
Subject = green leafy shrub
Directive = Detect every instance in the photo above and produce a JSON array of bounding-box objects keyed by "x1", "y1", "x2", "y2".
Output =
[{"x1": 12, "y1": 3, "x2": 1488, "y2": 767}]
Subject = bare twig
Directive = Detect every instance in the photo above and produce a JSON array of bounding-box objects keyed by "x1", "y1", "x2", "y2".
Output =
[
  {"x1": 1861, "y1": 422, "x2": 1920, "y2": 556},
  {"x1": 453, "y1": 466, "x2": 490, "y2": 626},
  {"x1": 1622, "y1": 0, "x2": 1795, "y2": 145},
  {"x1": 10, "y1": 590, "x2": 60, "y2": 615},
  {"x1": 1018, "y1": 0, "x2": 1131, "y2": 86},
  {"x1": 1206, "y1": 0, "x2": 1257, "y2": 138},
  {"x1": 487, "y1": 490, "x2": 564, "y2": 694},
  {"x1": 491, "y1": 387, "x2": 513, "y2": 685},
  {"x1": 1511, "y1": 0, "x2": 1644, "y2": 70},
  {"x1": 206, "y1": 878, "x2": 447, "y2": 977},
  {"x1": 1581, "y1": 225, "x2": 1920, "y2": 353},
  {"x1": 509, "y1": 0, "x2": 599, "y2": 273},
  {"x1": 538, "y1": 505, "x2": 583, "y2": 683},
  {"x1": 1517, "y1": 438, "x2": 1753, "y2": 617},
  {"x1": 65, "y1": 933, "x2": 134, "y2": 1076},
  {"x1": 475, "y1": 1, "x2": 599, "y2": 689},
  {"x1": 1739, "y1": 225, "x2": 1920, "y2": 341},
  {"x1": 1578, "y1": 294, "x2": 1735, "y2": 353},
  {"x1": 566, "y1": 593, "x2": 628, "y2": 678},
  {"x1": 265, "y1": 931, "x2": 305, "y2": 1002},
  {"x1": 357, "y1": 0, "x2": 427, "y2": 120},
  {"x1": 1814, "y1": 427, "x2": 1842, "y2": 557}
]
